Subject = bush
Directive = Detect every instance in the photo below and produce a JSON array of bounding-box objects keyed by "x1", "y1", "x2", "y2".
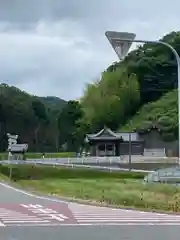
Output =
[
  {"x1": 0, "y1": 152, "x2": 76, "y2": 160},
  {"x1": 25, "y1": 152, "x2": 76, "y2": 159},
  {"x1": 121, "y1": 89, "x2": 178, "y2": 141},
  {"x1": 0, "y1": 164, "x2": 146, "y2": 181}
]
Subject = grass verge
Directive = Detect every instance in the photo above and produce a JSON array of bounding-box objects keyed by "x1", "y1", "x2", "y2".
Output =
[
  {"x1": 1, "y1": 164, "x2": 180, "y2": 213},
  {"x1": 118, "y1": 162, "x2": 178, "y2": 170},
  {"x1": 0, "y1": 152, "x2": 75, "y2": 160},
  {"x1": 13, "y1": 177, "x2": 180, "y2": 213}
]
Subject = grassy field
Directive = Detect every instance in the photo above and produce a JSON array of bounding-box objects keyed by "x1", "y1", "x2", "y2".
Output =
[
  {"x1": 0, "y1": 152, "x2": 76, "y2": 160},
  {"x1": 16, "y1": 177, "x2": 180, "y2": 212},
  {"x1": 1, "y1": 164, "x2": 180, "y2": 213}
]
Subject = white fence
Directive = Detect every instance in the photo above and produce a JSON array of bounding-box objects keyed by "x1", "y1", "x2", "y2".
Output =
[
  {"x1": 0, "y1": 159, "x2": 154, "y2": 174},
  {"x1": 26, "y1": 155, "x2": 178, "y2": 164},
  {"x1": 144, "y1": 148, "x2": 166, "y2": 157}
]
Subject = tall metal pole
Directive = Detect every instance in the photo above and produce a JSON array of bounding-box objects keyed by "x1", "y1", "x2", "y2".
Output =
[
  {"x1": 128, "y1": 76, "x2": 132, "y2": 170},
  {"x1": 128, "y1": 132, "x2": 132, "y2": 170},
  {"x1": 177, "y1": 58, "x2": 180, "y2": 163},
  {"x1": 135, "y1": 39, "x2": 180, "y2": 164},
  {"x1": 109, "y1": 37, "x2": 180, "y2": 163}
]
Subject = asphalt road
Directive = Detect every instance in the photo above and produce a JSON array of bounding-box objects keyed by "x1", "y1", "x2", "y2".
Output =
[
  {"x1": 1, "y1": 182, "x2": 180, "y2": 239},
  {"x1": 1, "y1": 225, "x2": 180, "y2": 240}
]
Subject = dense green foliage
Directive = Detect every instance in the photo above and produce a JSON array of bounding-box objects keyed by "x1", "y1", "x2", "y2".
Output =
[
  {"x1": 0, "y1": 83, "x2": 66, "y2": 152},
  {"x1": 81, "y1": 69, "x2": 140, "y2": 131},
  {"x1": 0, "y1": 152, "x2": 75, "y2": 160},
  {"x1": 121, "y1": 31, "x2": 180, "y2": 103},
  {"x1": 57, "y1": 100, "x2": 84, "y2": 151},
  {"x1": 122, "y1": 89, "x2": 178, "y2": 141},
  {"x1": 79, "y1": 31, "x2": 180, "y2": 139},
  {"x1": 0, "y1": 164, "x2": 145, "y2": 180}
]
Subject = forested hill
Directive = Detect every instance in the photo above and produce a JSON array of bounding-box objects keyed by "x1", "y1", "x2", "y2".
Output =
[
  {"x1": 78, "y1": 31, "x2": 179, "y2": 141},
  {"x1": 121, "y1": 89, "x2": 178, "y2": 141},
  {"x1": 0, "y1": 31, "x2": 180, "y2": 153},
  {"x1": 40, "y1": 96, "x2": 67, "y2": 115},
  {"x1": 0, "y1": 83, "x2": 67, "y2": 152},
  {"x1": 55, "y1": 31, "x2": 180, "y2": 154}
]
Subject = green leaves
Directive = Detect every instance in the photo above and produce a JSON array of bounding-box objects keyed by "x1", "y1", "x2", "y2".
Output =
[
  {"x1": 81, "y1": 68, "x2": 140, "y2": 130},
  {"x1": 0, "y1": 83, "x2": 66, "y2": 152},
  {"x1": 32, "y1": 99, "x2": 48, "y2": 122},
  {"x1": 122, "y1": 90, "x2": 178, "y2": 141},
  {"x1": 57, "y1": 100, "x2": 84, "y2": 151}
]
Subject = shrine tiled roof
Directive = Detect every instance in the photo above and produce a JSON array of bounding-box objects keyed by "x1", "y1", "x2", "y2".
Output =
[{"x1": 86, "y1": 126, "x2": 141, "y2": 141}]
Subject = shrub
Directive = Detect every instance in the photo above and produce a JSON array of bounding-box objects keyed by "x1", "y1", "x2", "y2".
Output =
[{"x1": 0, "y1": 164, "x2": 146, "y2": 181}]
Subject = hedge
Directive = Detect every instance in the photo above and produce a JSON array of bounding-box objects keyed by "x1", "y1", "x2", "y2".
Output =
[
  {"x1": 0, "y1": 152, "x2": 76, "y2": 160},
  {"x1": 0, "y1": 164, "x2": 146, "y2": 181}
]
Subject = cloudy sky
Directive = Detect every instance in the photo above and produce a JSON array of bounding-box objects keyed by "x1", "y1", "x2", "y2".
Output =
[{"x1": 0, "y1": 0, "x2": 180, "y2": 100}]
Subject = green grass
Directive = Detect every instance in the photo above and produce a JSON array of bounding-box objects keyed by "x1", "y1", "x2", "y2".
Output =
[
  {"x1": 0, "y1": 152, "x2": 76, "y2": 160},
  {"x1": 0, "y1": 173, "x2": 6, "y2": 180},
  {"x1": 1, "y1": 164, "x2": 180, "y2": 212},
  {"x1": 14, "y1": 177, "x2": 180, "y2": 213},
  {"x1": 118, "y1": 162, "x2": 178, "y2": 170},
  {"x1": 0, "y1": 164, "x2": 145, "y2": 180}
]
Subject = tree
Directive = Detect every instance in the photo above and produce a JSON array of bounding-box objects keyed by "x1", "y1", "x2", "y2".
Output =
[
  {"x1": 0, "y1": 95, "x2": 7, "y2": 150},
  {"x1": 31, "y1": 99, "x2": 49, "y2": 152},
  {"x1": 32, "y1": 100, "x2": 47, "y2": 122},
  {"x1": 107, "y1": 31, "x2": 180, "y2": 104},
  {"x1": 0, "y1": 83, "x2": 67, "y2": 152},
  {"x1": 81, "y1": 68, "x2": 140, "y2": 131},
  {"x1": 57, "y1": 100, "x2": 84, "y2": 151}
]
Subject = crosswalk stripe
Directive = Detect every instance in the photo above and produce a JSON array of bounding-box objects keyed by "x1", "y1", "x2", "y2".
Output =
[
  {"x1": 69, "y1": 203, "x2": 180, "y2": 224},
  {"x1": 74, "y1": 216, "x2": 180, "y2": 219},
  {"x1": 0, "y1": 204, "x2": 75, "y2": 226},
  {"x1": 76, "y1": 219, "x2": 180, "y2": 222},
  {"x1": 0, "y1": 207, "x2": 51, "y2": 226},
  {"x1": 3, "y1": 220, "x2": 50, "y2": 223},
  {"x1": 0, "y1": 221, "x2": 5, "y2": 226}
]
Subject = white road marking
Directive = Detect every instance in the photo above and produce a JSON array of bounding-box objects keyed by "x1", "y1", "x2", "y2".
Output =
[
  {"x1": 0, "y1": 207, "x2": 51, "y2": 226},
  {"x1": 0, "y1": 221, "x2": 5, "y2": 226},
  {"x1": 21, "y1": 204, "x2": 68, "y2": 222},
  {"x1": 69, "y1": 202, "x2": 180, "y2": 224}
]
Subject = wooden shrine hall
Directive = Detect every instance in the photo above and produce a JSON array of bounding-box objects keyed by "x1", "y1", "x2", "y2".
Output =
[{"x1": 85, "y1": 126, "x2": 144, "y2": 156}]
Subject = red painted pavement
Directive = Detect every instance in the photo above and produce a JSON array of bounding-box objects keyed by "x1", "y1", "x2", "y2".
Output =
[{"x1": 0, "y1": 203, "x2": 77, "y2": 226}]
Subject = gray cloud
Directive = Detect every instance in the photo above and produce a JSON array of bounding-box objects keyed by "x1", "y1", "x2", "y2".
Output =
[{"x1": 0, "y1": 0, "x2": 180, "y2": 100}]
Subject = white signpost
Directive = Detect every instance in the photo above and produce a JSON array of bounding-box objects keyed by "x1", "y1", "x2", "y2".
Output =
[
  {"x1": 6, "y1": 133, "x2": 18, "y2": 180},
  {"x1": 7, "y1": 133, "x2": 18, "y2": 160},
  {"x1": 6, "y1": 133, "x2": 28, "y2": 179},
  {"x1": 7, "y1": 133, "x2": 28, "y2": 158}
]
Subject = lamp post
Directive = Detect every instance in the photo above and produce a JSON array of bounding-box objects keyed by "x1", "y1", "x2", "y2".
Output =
[{"x1": 105, "y1": 31, "x2": 180, "y2": 164}]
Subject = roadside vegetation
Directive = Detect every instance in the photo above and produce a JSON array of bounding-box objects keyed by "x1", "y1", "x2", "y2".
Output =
[
  {"x1": 0, "y1": 152, "x2": 75, "y2": 160},
  {"x1": 1, "y1": 164, "x2": 180, "y2": 213},
  {"x1": 122, "y1": 89, "x2": 178, "y2": 141}
]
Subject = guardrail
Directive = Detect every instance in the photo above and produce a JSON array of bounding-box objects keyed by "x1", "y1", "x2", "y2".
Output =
[
  {"x1": 0, "y1": 159, "x2": 154, "y2": 173},
  {"x1": 27, "y1": 156, "x2": 179, "y2": 164}
]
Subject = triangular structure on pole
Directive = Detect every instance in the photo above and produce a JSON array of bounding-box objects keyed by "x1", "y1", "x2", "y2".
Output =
[{"x1": 105, "y1": 31, "x2": 136, "y2": 60}]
